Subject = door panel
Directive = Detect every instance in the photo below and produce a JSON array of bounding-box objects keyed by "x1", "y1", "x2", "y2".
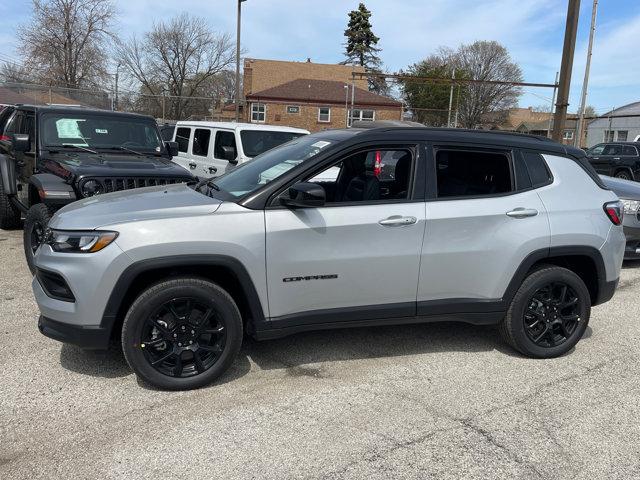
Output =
[
  {"x1": 265, "y1": 202, "x2": 426, "y2": 319},
  {"x1": 418, "y1": 189, "x2": 550, "y2": 305}
]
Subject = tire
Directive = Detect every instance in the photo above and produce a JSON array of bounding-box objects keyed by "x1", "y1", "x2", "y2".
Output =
[
  {"x1": 499, "y1": 266, "x2": 591, "y2": 358},
  {"x1": 122, "y1": 277, "x2": 243, "y2": 390},
  {"x1": 23, "y1": 203, "x2": 52, "y2": 274},
  {"x1": 615, "y1": 170, "x2": 632, "y2": 181},
  {"x1": 0, "y1": 179, "x2": 21, "y2": 230}
]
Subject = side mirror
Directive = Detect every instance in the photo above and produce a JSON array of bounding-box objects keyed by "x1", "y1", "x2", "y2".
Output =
[
  {"x1": 165, "y1": 141, "x2": 179, "y2": 157},
  {"x1": 12, "y1": 134, "x2": 30, "y2": 153},
  {"x1": 280, "y1": 182, "x2": 326, "y2": 208},
  {"x1": 221, "y1": 145, "x2": 238, "y2": 164}
]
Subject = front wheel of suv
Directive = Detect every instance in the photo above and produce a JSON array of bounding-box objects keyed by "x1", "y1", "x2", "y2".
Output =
[
  {"x1": 23, "y1": 203, "x2": 53, "y2": 274},
  {"x1": 500, "y1": 266, "x2": 591, "y2": 358},
  {"x1": 122, "y1": 277, "x2": 243, "y2": 390}
]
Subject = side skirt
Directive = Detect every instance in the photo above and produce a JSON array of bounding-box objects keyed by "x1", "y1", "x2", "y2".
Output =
[{"x1": 253, "y1": 301, "x2": 505, "y2": 341}]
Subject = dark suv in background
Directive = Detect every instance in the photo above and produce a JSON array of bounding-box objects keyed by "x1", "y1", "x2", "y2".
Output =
[
  {"x1": 586, "y1": 142, "x2": 640, "y2": 180},
  {"x1": 0, "y1": 105, "x2": 194, "y2": 272}
]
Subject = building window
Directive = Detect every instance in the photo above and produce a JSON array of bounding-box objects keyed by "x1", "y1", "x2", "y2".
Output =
[
  {"x1": 563, "y1": 130, "x2": 574, "y2": 140},
  {"x1": 251, "y1": 103, "x2": 266, "y2": 123},
  {"x1": 604, "y1": 130, "x2": 615, "y2": 142},
  {"x1": 349, "y1": 109, "x2": 375, "y2": 126},
  {"x1": 318, "y1": 107, "x2": 331, "y2": 123},
  {"x1": 286, "y1": 105, "x2": 300, "y2": 114},
  {"x1": 617, "y1": 130, "x2": 628, "y2": 142}
]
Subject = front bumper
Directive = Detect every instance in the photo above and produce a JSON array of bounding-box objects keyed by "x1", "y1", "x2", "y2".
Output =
[
  {"x1": 38, "y1": 315, "x2": 111, "y2": 350},
  {"x1": 623, "y1": 224, "x2": 640, "y2": 260},
  {"x1": 32, "y1": 242, "x2": 132, "y2": 349}
]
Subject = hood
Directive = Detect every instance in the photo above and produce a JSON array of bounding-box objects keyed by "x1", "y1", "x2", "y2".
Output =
[
  {"x1": 43, "y1": 152, "x2": 194, "y2": 179},
  {"x1": 49, "y1": 183, "x2": 222, "y2": 230},
  {"x1": 599, "y1": 174, "x2": 640, "y2": 200}
]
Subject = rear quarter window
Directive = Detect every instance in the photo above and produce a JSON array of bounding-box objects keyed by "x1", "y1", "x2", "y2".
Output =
[{"x1": 522, "y1": 151, "x2": 552, "y2": 187}]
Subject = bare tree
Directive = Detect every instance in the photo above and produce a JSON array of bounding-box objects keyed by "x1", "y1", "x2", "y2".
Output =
[
  {"x1": 0, "y1": 62, "x2": 35, "y2": 83},
  {"x1": 117, "y1": 14, "x2": 235, "y2": 120},
  {"x1": 450, "y1": 41, "x2": 523, "y2": 128},
  {"x1": 18, "y1": 0, "x2": 115, "y2": 88}
]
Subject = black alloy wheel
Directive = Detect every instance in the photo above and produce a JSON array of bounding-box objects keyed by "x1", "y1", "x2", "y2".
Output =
[
  {"x1": 141, "y1": 297, "x2": 227, "y2": 378},
  {"x1": 122, "y1": 278, "x2": 243, "y2": 390},
  {"x1": 499, "y1": 265, "x2": 590, "y2": 358},
  {"x1": 523, "y1": 282, "x2": 581, "y2": 348}
]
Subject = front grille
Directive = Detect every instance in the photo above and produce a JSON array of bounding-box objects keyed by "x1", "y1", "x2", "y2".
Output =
[{"x1": 79, "y1": 176, "x2": 191, "y2": 196}]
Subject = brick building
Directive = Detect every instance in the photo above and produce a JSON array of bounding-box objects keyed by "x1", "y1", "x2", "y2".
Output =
[{"x1": 241, "y1": 58, "x2": 402, "y2": 132}]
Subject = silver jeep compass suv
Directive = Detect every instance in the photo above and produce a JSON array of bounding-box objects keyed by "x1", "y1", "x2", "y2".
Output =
[{"x1": 33, "y1": 128, "x2": 625, "y2": 390}]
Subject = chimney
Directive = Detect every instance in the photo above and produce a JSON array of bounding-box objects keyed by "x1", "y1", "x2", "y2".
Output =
[{"x1": 306, "y1": 57, "x2": 311, "y2": 63}]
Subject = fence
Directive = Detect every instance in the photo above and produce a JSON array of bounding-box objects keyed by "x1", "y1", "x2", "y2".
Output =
[{"x1": 0, "y1": 81, "x2": 234, "y2": 123}]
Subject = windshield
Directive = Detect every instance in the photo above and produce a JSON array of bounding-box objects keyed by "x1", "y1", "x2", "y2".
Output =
[
  {"x1": 240, "y1": 130, "x2": 306, "y2": 157},
  {"x1": 41, "y1": 113, "x2": 163, "y2": 152},
  {"x1": 214, "y1": 135, "x2": 333, "y2": 198}
]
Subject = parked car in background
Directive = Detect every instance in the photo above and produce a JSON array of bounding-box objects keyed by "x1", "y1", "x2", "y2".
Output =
[
  {"x1": 0, "y1": 105, "x2": 194, "y2": 272},
  {"x1": 601, "y1": 174, "x2": 640, "y2": 260},
  {"x1": 158, "y1": 123, "x2": 176, "y2": 142},
  {"x1": 172, "y1": 121, "x2": 308, "y2": 178},
  {"x1": 586, "y1": 142, "x2": 640, "y2": 180},
  {"x1": 33, "y1": 128, "x2": 624, "y2": 390}
]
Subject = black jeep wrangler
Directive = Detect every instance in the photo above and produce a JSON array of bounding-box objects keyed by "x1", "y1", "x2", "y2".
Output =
[{"x1": 0, "y1": 105, "x2": 194, "y2": 272}]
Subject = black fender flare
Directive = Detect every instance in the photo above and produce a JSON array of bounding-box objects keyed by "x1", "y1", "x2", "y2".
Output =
[
  {"x1": 100, "y1": 255, "x2": 267, "y2": 335},
  {"x1": 28, "y1": 173, "x2": 76, "y2": 206},
  {"x1": 0, "y1": 153, "x2": 17, "y2": 195},
  {"x1": 502, "y1": 246, "x2": 609, "y2": 307}
]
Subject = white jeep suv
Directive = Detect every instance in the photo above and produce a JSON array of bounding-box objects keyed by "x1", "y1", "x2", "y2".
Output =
[{"x1": 33, "y1": 127, "x2": 625, "y2": 390}]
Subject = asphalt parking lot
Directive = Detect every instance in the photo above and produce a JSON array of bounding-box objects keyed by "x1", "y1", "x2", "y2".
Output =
[{"x1": 1, "y1": 228, "x2": 639, "y2": 479}]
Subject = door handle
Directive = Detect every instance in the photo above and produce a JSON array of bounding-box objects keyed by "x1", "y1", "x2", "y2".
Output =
[
  {"x1": 208, "y1": 166, "x2": 218, "y2": 174},
  {"x1": 189, "y1": 162, "x2": 197, "y2": 169},
  {"x1": 378, "y1": 215, "x2": 417, "y2": 227},
  {"x1": 613, "y1": 157, "x2": 621, "y2": 160},
  {"x1": 506, "y1": 208, "x2": 538, "y2": 219}
]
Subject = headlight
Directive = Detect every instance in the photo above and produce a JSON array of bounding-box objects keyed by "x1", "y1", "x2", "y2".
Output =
[
  {"x1": 620, "y1": 199, "x2": 640, "y2": 215},
  {"x1": 81, "y1": 179, "x2": 104, "y2": 197},
  {"x1": 49, "y1": 230, "x2": 118, "y2": 253}
]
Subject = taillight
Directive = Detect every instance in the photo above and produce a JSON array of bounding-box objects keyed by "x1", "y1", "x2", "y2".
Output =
[
  {"x1": 604, "y1": 201, "x2": 623, "y2": 225},
  {"x1": 374, "y1": 150, "x2": 382, "y2": 177},
  {"x1": 0, "y1": 135, "x2": 10, "y2": 142}
]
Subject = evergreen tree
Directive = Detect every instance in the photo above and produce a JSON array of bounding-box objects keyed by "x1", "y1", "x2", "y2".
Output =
[{"x1": 343, "y1": 3, "x2": 387, "y2": 94}]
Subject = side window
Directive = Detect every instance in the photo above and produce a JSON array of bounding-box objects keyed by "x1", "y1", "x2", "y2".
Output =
[
  {"x1": 4, "y1": 112, "x2": 18, "y2": 134},
  {"x1": 303, "y1": 148, "x2": 414, "y2": 203},
  {"x1": 192, "y1": 128, "x2": 211, "y2": 157},
  {"x1": 436, "y1": 149, "x2": 512, "y2": 198},
  {"x1": 522, "y1": 151, "x2": 552, "y2": 187},
  {"x1": 175, "y1": 127, "x2": 191, "y2": 153},
  {"x1": 214, "y1": 131, "x2": 237, "y2": 160},
  {"x1": 589, "y1": 144, "x2": 605, "y2": 155},
  {"x1": 251, "y1": 103, "x2": 266, "y2": 123},
  {"x1": 602, "y1": 145, "x2": 622, "y2": 156},
  {"x1": 622, "y1": 146, "x2": 638, "y2": 156},
  {"x1": 318, "y1": 107, "x2": 331, "y2": 123}
]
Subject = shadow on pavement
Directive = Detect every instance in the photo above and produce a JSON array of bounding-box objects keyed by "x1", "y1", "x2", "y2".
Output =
[{"x1": 59, "y1": 321, "x2": 595, "y2": 383}]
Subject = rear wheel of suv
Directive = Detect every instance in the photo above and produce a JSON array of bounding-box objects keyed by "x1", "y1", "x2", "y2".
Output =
[
  {"x1": 615, "y1": 170, "x2": 632, "y2": 181},
  {"x1": 0, "y1": 180, "x2": 21, "y2": 230},
  {"x1": 122, "y1": 277, "x2": 243, "y2": 390},
  {"x1": 500, "y1": 266, "x2": 590, "y2": 358},
  {"x1": 23, "y1": 203, "x2": 53, "y2": 274}
]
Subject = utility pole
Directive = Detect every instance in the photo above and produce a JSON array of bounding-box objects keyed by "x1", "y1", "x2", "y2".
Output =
[
  {"x1": 235, "y1": 0, "x2": 246, "y2": 123},
  {"x1": 547, "y1": 71, "x2": 559, "y2": 138},
  {"x1": 552, "y1": 0, "x2": 581, "y2": 142},
  {"x1": 575, "y1": 0, "x2": 598, "y2": 147},
  {"x1": 447, "y1": 68, "x2": 456, "y2": 128},
  {"x1": 344, "y1": 85, "x2": 349, "y2": 127}
]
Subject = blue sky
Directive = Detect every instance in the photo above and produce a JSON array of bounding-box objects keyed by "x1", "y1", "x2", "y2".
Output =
[{"x1": 1, "y1": 0, "x2": 638, "y2": 115}]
